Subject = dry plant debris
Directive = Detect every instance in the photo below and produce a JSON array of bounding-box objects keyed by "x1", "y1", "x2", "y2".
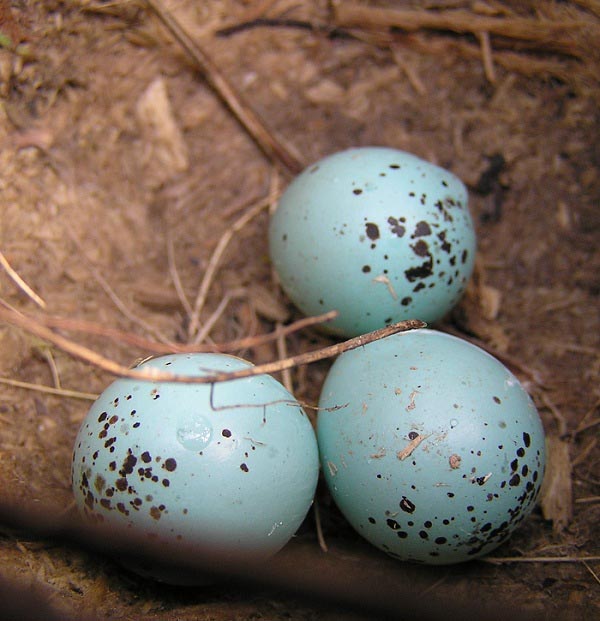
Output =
[{"x1": 0, "y1": 0, "x2": 599, "y2": 619}]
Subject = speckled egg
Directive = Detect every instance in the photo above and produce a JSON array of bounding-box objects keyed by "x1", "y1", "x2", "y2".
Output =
[
  {"x1": 317, "y1": 329, "x2": 545, "y2": 564},
  {"x1": 72, "y1": 353, "x2": 319, "y2": 583},
  {"x1": 269, "y1": 147, "x2": 476, "y2": 337}
]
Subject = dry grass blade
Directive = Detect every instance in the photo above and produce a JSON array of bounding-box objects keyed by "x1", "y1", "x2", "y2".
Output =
[
  {"x1": 333, "y1": 3, "x2": 593, "y2": 58},
  {"x1": 0, "y1": 301, "x2": 425, "y2": 384},
  {"x1": 26, "y1": 310, "x2": 339, "y2": 354},
  {"x1": 66, "y1": 228, "x2": 173, "y2": 345},
  {"x1": 145, "y1": 0, "x2": 305, "y2": 175},
  {"x1": 0, "y1": 250, "x2": 47, "y2": 309},
  {"x1": 0, "y1": 377, "x2": 98, "y2": 401},
  {"x1": 187, "y1": 197, "x2": 271, "y2": 340},
  {"x1": 482, "y1": 555, "x2": 600, "y2": 564}
]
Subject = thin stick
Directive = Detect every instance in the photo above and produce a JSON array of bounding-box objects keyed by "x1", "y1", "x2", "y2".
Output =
[
  {"x1": 313, "y1": 499, "x2": 329, "y2": 553},
  {"x1": 571, "y1": 0, "x2": 600, "y2": 19},
  {"x1": 333, "y1": 4, "x2": 591, "y2": 58},
  {"x1": 482, "y1": 555, "x2": 600, "y2": 564},
  {"x1": 39, "y1": 347, "x2": 61, "y2": 389},
  {"x1": 478, "y1": 31, "x2": 496, "y2": 83},
  {"x1": 29, "y1": 309, "x2": 339, "y2": 354},
  {"x1": 583, "y1": 560, "x2": 600, "y2": 585},
  {"x1": 276, "y1": 321, "x2": 293, "y2": 393},
  {"x1": 575, "y1": 496, "x2": 600, "y2": 504},
  {"x1": 193, "y1": 288, "x2": 245, "y2": 345},
  {"x1": 0, "y1": 250, "x2": 47, "y2": 309},
  {"x1": 0, "y1": 302, "x2": 425, "y2": 384},
  {"x1": 390, "y1": 46, "x2": 426, "y2": 95},
  {"x1": 66, "y1": 229, "x2": 173, "y2": 345},
  {"x1": 145, "y1": 0, "x2": 304, "y2": 175},
  {"x1": 187, "y1": 198, "x2": 270, "y2": 340},
  {"x1": 166, "y1": 230, "x2": 193, "y2": 319},
  {"x1": 0, "y1": 377, "x2": 97, "y2": 401}
]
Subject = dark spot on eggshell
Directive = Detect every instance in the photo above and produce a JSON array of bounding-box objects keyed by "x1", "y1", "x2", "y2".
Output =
[
  {"x1": 412, "y1": 221, "x2": 431, "y2": 238},
  {"x1": 141, "y1": 451, "x2": 151, "y2": 463},
  {"x1": 523, "y1": 432, "x2": 531, "y2": 447},
  {"x1": 120, "y1": 450, "x2": 137, "y2": 476},
  {"x1": 240, "y1": 463, "x2": 249, "y2": 472},
  {"x1": 94, "y1": 474, "x2": 105, "y2": 493},
  {"x1": 386, "y1": 519, "x2": 400, "y2": 530},
  {"x1": 493, "y1": 396, "x2": 501, "y2": 404},
  {"x1": 353, "y1": 188, "x2": 363, "y2": 195},
  {"x1": 84, "y1": 491, "x2": 95, "y2": 510},
  {"x1": 509, "y1": 474, "x2": 521, "y2": 487},
  {"x1": 401, "y1": 297, "x2": 412, "y2": 306},
  {"x1": 222, "y1": 429, "x2": 232, "y2": 438},
  {"x1": 387, "y1": 217, "x2": 406, "y2": 238},
  {"x1": 150, "y1": 506, "x2": 162, "y2": 520},
  {"x1": 365, "y1": 222, "x2": 380, "y2": 240},
  {"x1": 362, "y1": 265, "x2": 371, "y2": 273},
  {"x1": 98, "y1": 412, "x2": 107, "y2": 423},
  {"x1": 404, "y1": 255, "x2": 433, "y2": 282},
  {"x1": 434, "y1": 200, "x2": 453, "y2": 222},
  {"x1": 437, "y1": 231, "x2": 452, "y2": 253},
  {"x1": 116, "y1": 478, "x2": 128, "y2": 492},
  {"x1": 368, "y1": 517, "x2": 376, "y2": 524},
  {"x1": 399, "y1": 496, "x2": 416, "y2": 513}
]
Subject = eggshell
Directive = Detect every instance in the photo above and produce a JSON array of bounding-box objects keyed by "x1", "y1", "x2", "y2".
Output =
[
  {"x1": 72, "y1": 353, "x2": 319, "y2": 583},
  {"x1": 317, "y1": 329, "x2": 545, "y2": 564},
  {"x1": 269, "y1": 147, "x2": 476, "y2": 337}
]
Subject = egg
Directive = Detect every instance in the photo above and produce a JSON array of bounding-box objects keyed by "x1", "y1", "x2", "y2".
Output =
[
  {"x1": 317, "y1": 329, "x2": 545, "y2": 564},
  {"x1": 72, "y1": 353, "x2": 319, "y2": 583},
  {"x1": 269, "y1": 147, "x2": 476, "y2": 337}
]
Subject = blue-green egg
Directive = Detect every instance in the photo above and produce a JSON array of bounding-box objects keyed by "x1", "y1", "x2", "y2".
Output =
[
  {"x1": 317, "y1": 329, "x2": 545, "y2": 564},
  {"x1": 72, "y1": 353, "x2": 319, "y2": 583},
  {"x1": 269, "y1": 147, "x2": 476, "y2": 337}
]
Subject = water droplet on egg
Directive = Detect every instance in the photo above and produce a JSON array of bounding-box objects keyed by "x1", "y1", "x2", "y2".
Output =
[
  {"x1": 177, "y1": 416, "x2": 213, "y2": 451},
  {"x1": 450, "y1": 418, "x2": 459, "y2": 428}
]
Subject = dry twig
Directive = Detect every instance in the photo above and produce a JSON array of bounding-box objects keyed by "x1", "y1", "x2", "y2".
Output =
[
  {"x1": 145, "y1": 0, "x2": 305, "y2": 175},
  {"x1": 0, "y1": 377, "x2": 97, "y2": 401},
  {"x1": 333, "y1": 3, "x2": 592, "y2": 58},
  {"x1": 0, "y1": 250, "x2": 47, "y2": 309},
  {"x1": 23, "y1": 309, "x2": 340, "y2": 354},
  {"x1": 187, "y1": 197, "x2": 271, "y2": 340},
  {"x1": 483, "y1": 555, "x2": 600, "y2": 564},
  {"x1": 0, "y1": 301, "x2": 425, "y2": 384}
]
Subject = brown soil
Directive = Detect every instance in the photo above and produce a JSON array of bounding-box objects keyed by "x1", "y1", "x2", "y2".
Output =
[{"x1": 0, "y1": 1, "x2": 598, "y2": 619}]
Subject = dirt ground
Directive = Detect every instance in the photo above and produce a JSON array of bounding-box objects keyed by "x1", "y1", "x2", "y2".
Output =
[{"x1": 0, "y1": 0, "x2": 599, "y2": 619}]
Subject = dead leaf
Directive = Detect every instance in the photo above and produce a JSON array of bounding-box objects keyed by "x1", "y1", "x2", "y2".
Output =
[{"x1": 540, "y1": 435, "x2": 573, "y2": 533}]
